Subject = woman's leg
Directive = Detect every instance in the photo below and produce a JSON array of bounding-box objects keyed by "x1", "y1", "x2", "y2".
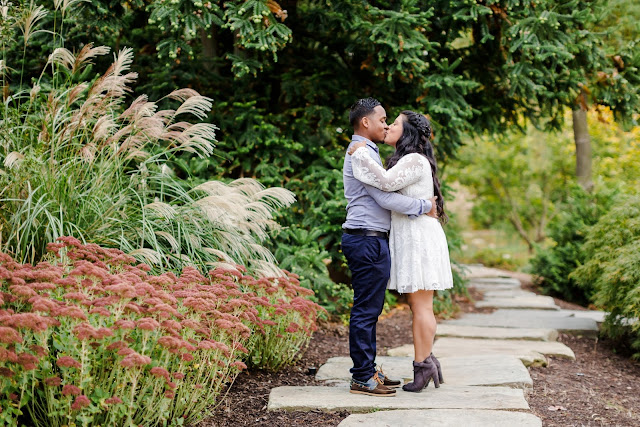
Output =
[
  {"x1": 407, "y1": 290, "x2": 436, "y2": 362},
  {"x1": 403, "y1": 290, "x2": 440, "y2": 392}
]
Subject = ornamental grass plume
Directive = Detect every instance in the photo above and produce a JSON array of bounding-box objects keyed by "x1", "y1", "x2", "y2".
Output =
[{"x1": 1, "y1": 2, "x2": 295, "y2": 279}]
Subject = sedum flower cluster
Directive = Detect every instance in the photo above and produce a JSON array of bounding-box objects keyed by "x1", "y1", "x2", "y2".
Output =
[{"x1": 0, "y1": 237, "x2": 321, "y2": 426}]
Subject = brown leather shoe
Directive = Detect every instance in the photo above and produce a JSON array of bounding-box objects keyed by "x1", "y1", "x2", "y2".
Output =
[
  {"x1": 350, "y1": 373, "x2": 397, "y2": 397},
  {"x1": 377, "y1": 367, "x2": 402, "y2": 388}
]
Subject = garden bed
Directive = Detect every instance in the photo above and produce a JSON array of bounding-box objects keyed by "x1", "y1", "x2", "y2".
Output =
[{"x1": 205, "y1": 295, "x2": 640, "y2": 426}]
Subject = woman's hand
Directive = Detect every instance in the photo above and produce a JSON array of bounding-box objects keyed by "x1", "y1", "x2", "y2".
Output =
[{"x1": 347, "y1": 141, "x2": 367, "y2": 155}]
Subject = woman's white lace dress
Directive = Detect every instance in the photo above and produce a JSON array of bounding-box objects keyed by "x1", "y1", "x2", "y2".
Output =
[{"x1": 351, "y1": 147, "x2": 453, "y2": 293}]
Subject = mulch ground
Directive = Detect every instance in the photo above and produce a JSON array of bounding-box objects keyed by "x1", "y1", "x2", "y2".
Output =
[{"x1": 202, "y1": 287, "x2": 640, "y2": 427}]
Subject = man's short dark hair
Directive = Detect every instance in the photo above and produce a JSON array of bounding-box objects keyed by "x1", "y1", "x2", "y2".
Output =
[{"x1": 349, "y1": 97, "x2": 382, "y2": 128}]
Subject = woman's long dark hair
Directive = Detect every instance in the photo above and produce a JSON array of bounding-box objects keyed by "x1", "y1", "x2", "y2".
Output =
[{"x1": 386, "y1": 110, "x2": 448, "y2": 224}]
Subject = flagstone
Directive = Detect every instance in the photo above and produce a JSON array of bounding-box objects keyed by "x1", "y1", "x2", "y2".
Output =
[
  {"x1": 482, "y1": 290, "x2": 539, "y2": 298},
  {"x1": 459, "y1": 265, "x2": 518, "y2": 279},
  {"x1": 316, "y1": 355, "x2": 532, "y2": 389},
  {"x1": 470, "y1": 277, "x2": 522, "y2": 285},
  {"x1": 388, "y1": 338, "x2": 574, "y2": 367},
  {"x1": 559, "y1": 309, "x2": 607, "y2": 323},
  {"x1": 471, "y1": 282, "x2": 524, "y2": 292},
  {"x1": 267, "y1": 385, "x2": 530, "y2": 412},
  {"x1": 338, "y1": 409, "x2": 542, "y2": 427},
  {"x1": 387, "y1": 345, "x2": 542, "y2": 367},
  {"x1": 444, "y1": 309, "x2": 599, "y2": 335},
  {"x1": 476, "y1": 295, "x2": 559, "y2": 310},
  {"x1": 436, "y1": 324, "x2": 558, "y2": 341}
]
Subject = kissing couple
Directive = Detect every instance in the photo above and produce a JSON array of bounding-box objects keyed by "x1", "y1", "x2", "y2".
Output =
[{"x1": 341, "y1": 97, "x2": 453, "y2": 397}]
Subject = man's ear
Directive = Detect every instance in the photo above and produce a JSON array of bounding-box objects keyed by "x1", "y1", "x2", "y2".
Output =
[{"x1": 361, "y1": 116, "x2": 369, "y2": 129}]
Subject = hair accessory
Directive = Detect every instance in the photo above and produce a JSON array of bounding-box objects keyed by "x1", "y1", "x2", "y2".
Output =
[{"x1": 406, "y1": 112, "x2": 431, "y2": 139}]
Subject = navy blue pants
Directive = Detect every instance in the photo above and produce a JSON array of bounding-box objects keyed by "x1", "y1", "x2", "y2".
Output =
[{"x1": 341, "y1": 233, "x2": 391, "y2": 382}]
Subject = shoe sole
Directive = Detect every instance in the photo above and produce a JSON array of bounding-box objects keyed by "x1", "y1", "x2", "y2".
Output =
[
  {"x1": 350, "y1": 389, "x2": 397, "y2": 397},
  {"x1": 385, "y1": 383, "x2": 402, "y2": 388}
]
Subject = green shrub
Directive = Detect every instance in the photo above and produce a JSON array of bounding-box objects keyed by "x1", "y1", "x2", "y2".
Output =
[
  {"x1": 466, "y1": 248, "x2": 523, "y2": 271},
  {"x1": 571, "y1": 194, "x2": 640, "y2": 358},
  {"x1": 434, "y1": 211, "x2": 469, "y2": 318},
  {"x1": 530, "y1": 185, "x2": 617, "y2": 305},
  {"x1": 273, "y1": 225, "x2": 354, "y2": 321}
]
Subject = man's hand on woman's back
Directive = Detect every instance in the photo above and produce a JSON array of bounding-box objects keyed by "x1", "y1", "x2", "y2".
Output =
[{"x1": 426, "y1": 196, "x2": 438, "y2": 218}]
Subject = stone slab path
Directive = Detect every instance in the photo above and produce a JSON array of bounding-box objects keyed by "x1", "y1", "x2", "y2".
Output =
[
  {"x1": 388, "y1": 338, "x2": 575, "y2": 367},
  {"x1": 475, "y1": 294, "x2": 559, "y2": 310},
  {"x1": 267, "y1": 266, "x2": 606, "y2": 425},
  {"x1": 436, "y1": 324, "x2": 558, "y2": 341},
  {"x1": 316, "y1": 355, "x2": 533, "y2": 389},
  {"x1": 444, "y1": 309, "x2": 600, "y2": 336},
  {"x1": 338, "y1": 409, "x2": 543, "y2": 427},
  {"x1": 268, "y1": 385, "x2": 530, "y2": 412}
]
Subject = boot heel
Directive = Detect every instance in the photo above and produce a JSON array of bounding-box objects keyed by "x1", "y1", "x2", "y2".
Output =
[{"x1": 430, "y1": 353, "x2": 444, "y2": 384}]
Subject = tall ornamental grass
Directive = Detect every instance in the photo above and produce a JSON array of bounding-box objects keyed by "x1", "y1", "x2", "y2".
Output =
[
  {"x1": 1, "y1": 0, "x2": 294, "y2": 275},
  {"x1": 0, "y1": 237, "x2": 321, "y2": 426}
]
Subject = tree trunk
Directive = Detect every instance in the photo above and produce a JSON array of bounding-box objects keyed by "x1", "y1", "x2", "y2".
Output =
[
  {"x1": 199, "y1": 26, "x2": 219, "y2": 74},
  {"x1": 491, "y1": 178, "x2": 535, "y2": 252},
  {"x1": 573, "y1": 93, "x2": 593, "y2": 191}
]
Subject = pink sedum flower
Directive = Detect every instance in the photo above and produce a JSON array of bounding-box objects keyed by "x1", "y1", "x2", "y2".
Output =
[
  {"x1": 57, "y1": 356, "x2": 81, "y2": 369},
  {"x1": 71, "y1": 395, "x2": 91, "y2": 410},
  {"x1": 105, "y1": 396, "x2": 123, "y2": 405},
  {"x1": 62, "y1": 385, "x2": 81, "y2": 396},
  {"x1": 231, "y1": 361, "x2": 247, "y2": 370},
  {"x1": 137, "y1": 317, "x2": 160, "y2": 331},
  {"x1": 120, "y1": 352, "x2": 151, "y2": 368},
  {"x1": 113, "y1": 319, "x2": 136, "y2": 330},
  {"x1": 17, "y1": 352, "x2": 39, "y2": 370},
  {"x1": 150, "y1": 366, "x2": 171, "y2": 382},
  {"x1": 44, "y1": 376, "x2": 62, "y2": 386},
  {"x1": 0, "y1": 327, "x2": 22, "y2": 344},
  {"x1": 89, "y1": 307, "x2": 111, "y2": 316},
  {"x1": 0, "y1": 367, "x2": 15, "y2": 377}
]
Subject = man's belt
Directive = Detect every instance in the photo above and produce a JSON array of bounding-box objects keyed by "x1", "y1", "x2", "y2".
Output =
[{"x1": 343, "y1": 228, "x2": 389, "y2": 239}]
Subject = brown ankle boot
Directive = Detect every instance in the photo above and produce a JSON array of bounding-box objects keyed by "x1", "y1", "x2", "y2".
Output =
[{"x1": 402, "y1": 357, "x2": 440, "y2": 392}]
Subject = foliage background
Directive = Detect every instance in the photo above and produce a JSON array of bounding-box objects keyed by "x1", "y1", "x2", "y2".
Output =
[{"x1": 2, "y1": 0, "x2": 640, "y2": 318}]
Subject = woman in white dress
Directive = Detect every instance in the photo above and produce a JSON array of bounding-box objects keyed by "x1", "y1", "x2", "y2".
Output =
[{"x1": 348, "y1": 110, "x2": 453, "y2": 392}]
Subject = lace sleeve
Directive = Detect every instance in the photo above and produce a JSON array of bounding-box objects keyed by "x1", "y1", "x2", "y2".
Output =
[{"x1": 351, "y1": 148, "x2": 428, "y2": 192}]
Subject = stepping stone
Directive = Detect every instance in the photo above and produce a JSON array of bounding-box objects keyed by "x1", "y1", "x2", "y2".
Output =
[
  {"x1": 476, "y1": 295, "x2": 559, "y2": 310},
  {"x1": 482, "y1": 290, "x2": 538, "y2": 298},
  {"x1": 316, "y1": 355, "x2": 532, "y2": 389},
  {"x1": 338, "y1": 409, "x2": 542, "y2": 427},
  {"x1": 471, "y1": 283, "x2": 523, "y2": 292},
  {"x1": 444, "y1": 309, "x2": 599, "y2": 336},
  {"x1": 471, "y1": 277, "x2": 522, "y2": 285},
  {"x1": 559, "y1": 309, "x2": 607, "y2": 323},
  {"x1": 459, "y1": 265, "x2": 515, "y2": 279},
  {"x1": 267, "y1": 385, "x2": 530, "y2": 412},
  {"x1": 469, "y1": 280, "x2": 523, "y2": 291},
  {"x1": 388, "y1": 338, "x2": 575, "y2": 367},
  {"x1": 436, "y1": 324, "x2": 558, "y2": 342}
]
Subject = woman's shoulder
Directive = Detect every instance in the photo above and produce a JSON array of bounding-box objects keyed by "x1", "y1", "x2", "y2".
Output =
[{"x1": 401, "y1": 152, "x2": 429, "y2": 164}]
